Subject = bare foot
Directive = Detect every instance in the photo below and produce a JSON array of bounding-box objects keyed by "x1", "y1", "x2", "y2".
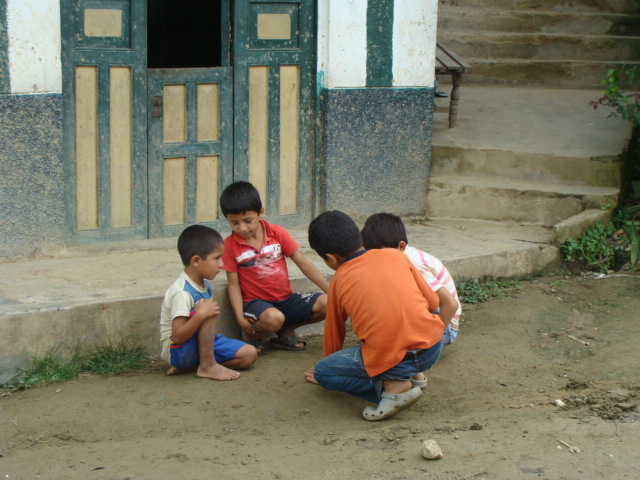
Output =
[
  {"x1": 412, "y1": 373, "x2": 426, "y2": 382},
  {"x1": 197, "y1": 363, "x2": 241, "y2": 381},
  {"x1": 304, "y1": 367, "x2": 319, "y2": 384},
  {"x1": 166, "y1": 366, "x2": 192, "y2": 375}
]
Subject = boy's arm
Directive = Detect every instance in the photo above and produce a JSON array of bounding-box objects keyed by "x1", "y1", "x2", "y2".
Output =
[
  {"x1": 171, "y1": 298, "x2": 220, "y2": 344},
  {"x1": 434, "y1": 287, "x2": 459, "y2": 327},
  {"x1": 289, "y1": 249, "x2": 330, "y2": 293},
  {"x1": 225, "y1": 271, "x2": 256, "y2": 336},
  {"x1": 410, "y1": 262, "x2": 440, "y2": 313}
]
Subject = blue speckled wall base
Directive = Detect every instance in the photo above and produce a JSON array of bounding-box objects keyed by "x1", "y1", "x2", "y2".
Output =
[
  {"x1": 0, "y1": 94, "x2": 66, "y2": 258},
  {"x1": 321, "y1": 87, "x2": 434, "y2": 220}
]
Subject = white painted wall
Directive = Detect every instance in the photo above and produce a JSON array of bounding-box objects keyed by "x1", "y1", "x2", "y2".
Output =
[
  {"x1": 393, "y1": 0, "x2": 437, "y2": 87},
  {"x1": 7, "y1": 0, "x2": 62, "y2": 94},
  {"x1": 317, "y1": 0, "x2": 368, "y2": 88},
  {"x1": 318, "y1": 0, "x2": 437, "y2": 89}
]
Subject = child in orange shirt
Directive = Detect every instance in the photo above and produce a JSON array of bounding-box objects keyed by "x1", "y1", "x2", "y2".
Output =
[{"x1": 305, "y1": 211, "x2": 446, "y2": 421}]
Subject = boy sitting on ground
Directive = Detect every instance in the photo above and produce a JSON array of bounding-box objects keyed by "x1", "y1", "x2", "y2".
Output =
[
  {"x1": 305, "y1": 211, "x2": 447, "y2": 421},
  {"x1": 220, "y1": 181, "x2": 329, "y2": 352},
  {"x1": 159, "y1": 225, "x2": 257, "y2": 380}
]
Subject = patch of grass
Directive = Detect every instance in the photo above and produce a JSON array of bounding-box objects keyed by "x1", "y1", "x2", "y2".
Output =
[
  {"x1": 86, "y1": 336, "x2": 149, "y2": 375},
  {"x1": 5, "y1": 345, "x2": 86, "y2": 389},
  {"x1": 456, "y1": 278, "x2": 522, "y2": 304},
  {"x1": 2, "y1": 337, "x2": 149, "y2": 389}
]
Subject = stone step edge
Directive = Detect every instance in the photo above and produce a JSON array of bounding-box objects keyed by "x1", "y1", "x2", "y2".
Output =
[
  {"x1": 429, "y1": 175, "x2": 620, "y2": 197},
  {"x1": 438, "y1": 6, "x2": 639, "y2": 18}
]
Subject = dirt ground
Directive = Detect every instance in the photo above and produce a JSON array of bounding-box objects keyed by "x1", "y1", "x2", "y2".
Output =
[{"x1": 1, "y1": 272, "x2": 639, "y2": 480}]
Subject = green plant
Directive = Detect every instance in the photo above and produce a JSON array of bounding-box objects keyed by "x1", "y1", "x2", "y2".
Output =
[
  {"x1": 590, "y1": 66, "x2": 640, "y2": 126},
  {"x1": 457, "y1": 278, "x2": 521, "y2": 304},
  {"x1": 2, "y1": 337, "x2": 149, "y2": 390},
  {"x1": 562, "y1": 221, "x2": 616, "y2": 273},
  {"x1": 4, "y1": 345, "x2": 86, "y2": 389},
  {"x1": 616, "y1": 205, "x2": 640, "y2": 267},
  {"x1": 86, "y1": 336, "x2": 149, "y2": 375}
]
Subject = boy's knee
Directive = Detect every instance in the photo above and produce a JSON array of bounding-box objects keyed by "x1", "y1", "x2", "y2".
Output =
[
  {"x1": 313, "y1": 294, "x2": 327, "y2": 314},
  {"x1": 236, "y1": 344, "x2": 258, "y2": 369},
  {"x1": 258, "y1": 308, "x2": 285, "y2": 332}
]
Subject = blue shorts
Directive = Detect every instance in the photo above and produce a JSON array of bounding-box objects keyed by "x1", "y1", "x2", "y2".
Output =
[
  {"x1": 169, "y1": 333, "x2": 245, "y2": 370},
  {"x1": 243, "y1": 292, "x2": 323, "y2": 327}
]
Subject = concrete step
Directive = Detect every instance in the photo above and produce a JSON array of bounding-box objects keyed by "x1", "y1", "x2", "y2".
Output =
[
  {"x1": 439, "y1": 0, "x2": 635, "y2": 14},
  {"x1": 438, "y1": 9, "x2": 640, "y2": 36},
  {"x1": 426, "y1": 174, "x2": 619, "y2": 225},
  {"x1": 437, "y1": 31, "x2": 640, "y2": 61},
  {"x1": 0, "y1": 220, "x2": 560, "y2": 382},
  {"x1": 438, "y1": 58, "x2": 639, "y2": 88},
  {"x1": 431, "y1": 146, "x2": 621, "y2": 187}
]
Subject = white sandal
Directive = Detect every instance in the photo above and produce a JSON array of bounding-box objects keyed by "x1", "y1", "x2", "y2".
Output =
[
  {"x1": 411, "y1": 375, "x2": 428, "y2": 389},
  {"x1": 362, "y1": 387, "x2": 423, "y2": 421}
]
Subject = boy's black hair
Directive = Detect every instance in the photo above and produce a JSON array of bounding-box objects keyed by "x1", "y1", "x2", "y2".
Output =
[
  {"x1": 361, "y1": 213, "x2": 408, "y2": 249},
  {"x1": 308, "y1": 210, "x2": 363, "y2": 260},
  {"x1": 219, "y1": 181, "x2": 263, "y2": 216},
  {"x1": 177, "y1": 224, "x2": 223, "y2": 266}
]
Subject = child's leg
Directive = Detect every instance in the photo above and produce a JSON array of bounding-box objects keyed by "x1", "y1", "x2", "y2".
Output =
[
  {"x1": 222, "y1": 344, "x2": 258, "y2": 370},
  {"x1": 196, "y1": 316, "x2": 240, "y2": 381},
  {"x1": 308, "y1": 293, "x2": 327, "y2": 323},
  {"x1": 211, "y1": 334, "x2": 257, "y2": 370},
  {"x1": 273, "y1": 293, "x2": 326, "y2": 349},
  {"x1": 313, "y1": 345, "x2": 379, "y2": 403}
]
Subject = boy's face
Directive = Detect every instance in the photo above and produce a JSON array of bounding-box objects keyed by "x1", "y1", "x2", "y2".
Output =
[
  {"x1": 225, "y1": 209, "x2": 264, "y2": 240},
  {"x1": 195, "y1": 246, "x2": 224, "y2": 280}
]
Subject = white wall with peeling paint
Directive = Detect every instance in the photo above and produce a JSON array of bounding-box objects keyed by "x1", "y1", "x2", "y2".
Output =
[
  {"x1": 317, "y1": 0, "x2": 437, "y2": 88},
  {"x1": 393, "y1": 0, "x2": 437, "y2": 87},
  {"x1": 7, "y1": 0, "x2": 62, "y2": 94},
  {"x1": 317, "y1": 0, "x2": 368, "y2": 88}
]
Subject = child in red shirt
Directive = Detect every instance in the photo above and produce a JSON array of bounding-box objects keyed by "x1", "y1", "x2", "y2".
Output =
[{"x1": 220, "y1": 181, "x2": 329, "y2": 352}]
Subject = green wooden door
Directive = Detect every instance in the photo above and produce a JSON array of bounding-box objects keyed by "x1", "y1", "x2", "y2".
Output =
[
  {"x1": 233, "y1": 0, "x2": 316, "y2": 228},
  {"x1": 147, "y1": 68, "x2": 234, "y2": 237},
  {"x1": 61, "y1": 0, "x2": 148, "y2": 243}
]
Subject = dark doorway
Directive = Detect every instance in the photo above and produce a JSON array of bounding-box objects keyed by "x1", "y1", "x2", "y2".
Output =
[{"x1": 147, "y1": 0, "x2": 223, "y2": 68}]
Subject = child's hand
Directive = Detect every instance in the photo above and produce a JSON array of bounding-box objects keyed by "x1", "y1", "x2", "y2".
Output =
[
  {"x1": 238, "y1": 317, "x2": 260, "y2": 337},
  {"x1": 193, "y1": 298, "x2": 220, "y2": 318}
]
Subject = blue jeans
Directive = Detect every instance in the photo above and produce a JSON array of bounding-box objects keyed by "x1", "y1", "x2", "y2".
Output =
[{"x1": 314, "y1": 341, "x2": 443, "y2": 404}]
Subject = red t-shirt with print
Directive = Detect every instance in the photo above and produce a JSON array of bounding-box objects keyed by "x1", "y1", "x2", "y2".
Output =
[{"x1": 222, "y1": 219, "x2": 299, "y2": 303}]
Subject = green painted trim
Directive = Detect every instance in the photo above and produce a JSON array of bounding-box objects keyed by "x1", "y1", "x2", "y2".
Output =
[
  {"x1": 366, "y1": 0, "x2": 394, "y2": 87},
  {"x1": 0, "y1": 0, "x2": 10, "y2": 93}
]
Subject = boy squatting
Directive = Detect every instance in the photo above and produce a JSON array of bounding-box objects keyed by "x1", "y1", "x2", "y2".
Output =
[
  {"x1": 219, "y1": 181, "x2": 330, "y2": 352},
  {"x1": 305, "y1": 211, "x2": 449, "y2": 421}
]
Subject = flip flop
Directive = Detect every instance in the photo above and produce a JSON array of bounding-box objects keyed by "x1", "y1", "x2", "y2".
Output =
[
  {"x1": 269, "y1": 335, "x2": 308, "y2": 351},
  {"x1": 362, "y1": 387, "x2": 423, "y2": 421}
]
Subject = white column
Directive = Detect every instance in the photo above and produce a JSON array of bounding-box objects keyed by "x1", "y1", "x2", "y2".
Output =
[
  {"x1": 8, "y1": 0, "x2": 62, "y2": 94},
  {"x1": 317, "y1": 0, "x2": 368, "y2": 88},
  {"x1": 393, "y1": 0, "x2": 437, "y2": 87}
]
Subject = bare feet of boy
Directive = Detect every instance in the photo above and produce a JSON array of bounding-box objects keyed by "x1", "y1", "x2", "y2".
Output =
[
  {"x1": 197, "y1": 363, "x2": 241, "y2": 381},
  {"x1": 166, "y1": 366, "x2": 188, "y2": 375}
]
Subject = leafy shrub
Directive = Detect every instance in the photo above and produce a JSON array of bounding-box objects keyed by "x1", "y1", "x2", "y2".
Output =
[{"x1": 562, "y1": 222, "x2": 617, "y2": 273}]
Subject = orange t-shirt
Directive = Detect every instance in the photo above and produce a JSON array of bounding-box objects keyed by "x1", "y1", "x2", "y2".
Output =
[{"x1": 323, "y1": 248, "x2": 444, "y2": 377}]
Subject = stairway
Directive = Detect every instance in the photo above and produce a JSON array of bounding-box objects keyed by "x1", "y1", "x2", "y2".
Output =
[
  {"x1": 437, "y1": 0, "x2": 640, "y2": 88},
  {"x1": 428, "y1": 0, "x2": 636, "y2": 253}
]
